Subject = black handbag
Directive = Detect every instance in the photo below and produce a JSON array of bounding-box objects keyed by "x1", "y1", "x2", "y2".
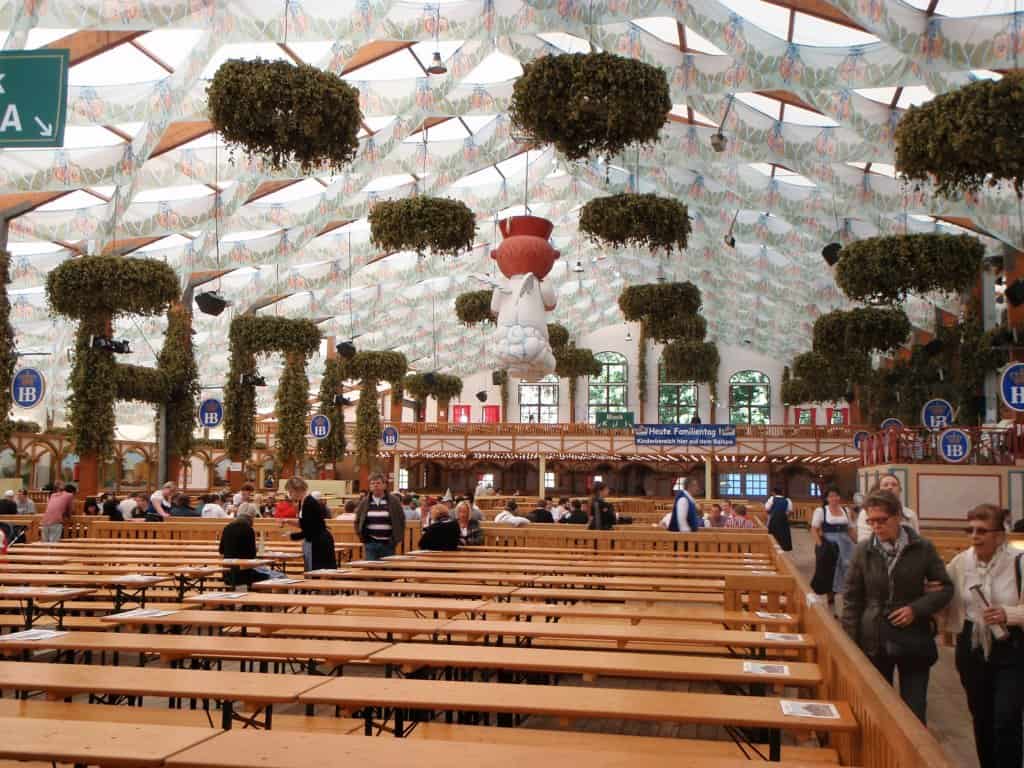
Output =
[
  {"x1": 879, "y1": 615, "x2": 939, "y2": 665},
  {"x1": 810, "y1": 540, "x2": 838, "y2": 595}
]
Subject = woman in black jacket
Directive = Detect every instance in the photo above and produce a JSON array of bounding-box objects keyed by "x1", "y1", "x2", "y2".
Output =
[
  {"x1": 587, "y1": 482, "x2": 615, "y2": 530},
  {"x1": 282, "y1": 477, "x2": 337, "y2": 571}
]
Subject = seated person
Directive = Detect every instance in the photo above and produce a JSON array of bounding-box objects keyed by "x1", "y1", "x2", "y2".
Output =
[
  {"x1": 559, "y1": 499, "x2": 589, "y2": 524},
  {"x1": 418, "y1": 504, "x2": 461, "y2": 550},
  {"x1": 169, "y1": 493, "x2": 200, "y2": 517},
  {"x1": 401, "y1": 494, "x2": 421, "y2": 521},
  {"x1": 200, "y1": 495, "x2": 228, "y2": 518},
  {"x1": 101, "y1": 493, "x2": 121, "y2": 521},
  {"x1": 528, "y1": 501, "x2": 554, "y2": 524},
  {"x1": 723, "y1": 503, "x2": 756, "y2": 529},
  {"x1": 455, "y1": 500, "x2": 483, "y2": 546},
  {"x1": 259, "y1": 494, "x2": 278, "y2": 517},
  {"x1": 0, "y1": 490, "x2": 19, "y2": 516},
  {"x1": 336, "y1": 499, "x2": 357, "y2": 521},
  {"x1": 494, "y1": 501, "x2": 530, "y2": 527},
  {"x1": 218, "y1": 506, "x2": 282, "y2": 586}
]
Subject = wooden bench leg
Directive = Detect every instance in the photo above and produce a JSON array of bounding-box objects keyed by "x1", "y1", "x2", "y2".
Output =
[
  {"x1": 769, "y1": 729, "x2": 781, "y2": 761},
  {"x1": 221, "y1": 700, "x2": 234, "y2": 730}
]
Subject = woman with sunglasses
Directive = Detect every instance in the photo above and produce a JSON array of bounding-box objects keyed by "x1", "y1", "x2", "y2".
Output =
[
  {"x1": 841, "y1": 490, "x2": 952, "y2": 723},
  {"x1": 943, "y1": 504, "x2": 1024, "y2": 768}
]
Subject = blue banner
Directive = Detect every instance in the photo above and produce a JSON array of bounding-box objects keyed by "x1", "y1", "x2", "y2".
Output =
[
  {"x1": 632, "y1": 424, "x2": 737, "y2": 447},
  {"x1": 11, "y1": 368, "x2": 44, "y2": 409},
  {"x1": 309, "y1": 415, "x2": 331, "y2": 439},
  {"x1": 197, "y1": 398, "x2": 223, "y2": 428}
]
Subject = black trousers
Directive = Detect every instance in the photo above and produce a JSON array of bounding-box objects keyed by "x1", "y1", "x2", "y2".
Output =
[
  {"x1": 871, "y1": 653, "x2": 931, "y2": 723},
  {"x1": 955, "y1": 622, "x2": 1024, "y2": 768}
]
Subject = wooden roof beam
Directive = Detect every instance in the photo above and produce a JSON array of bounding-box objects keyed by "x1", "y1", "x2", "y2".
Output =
[
  {"x1": 150, "y1": 121, "x2": 213, "y2": 158},
  {"x1": 761, "y1": 0, "x2": 861, "y2": 31},
  {"x1": 46, "y1": 31, "x2": 146, "y2": 66}
]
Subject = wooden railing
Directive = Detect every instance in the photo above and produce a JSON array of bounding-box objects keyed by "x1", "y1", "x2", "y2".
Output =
[
  {"x1": 860, "y1": 425, "x2": 1024, "y2": 466},
  {"x1": 377, "y1": 421, "x2": 869, "y2": 439}
]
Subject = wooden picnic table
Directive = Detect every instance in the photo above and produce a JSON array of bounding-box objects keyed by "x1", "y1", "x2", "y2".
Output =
[
  {"x1": 306, "y1": 568, "x2": 538, "y2": 586},
  {"x1": 511, "y1": 586, "x2": 724, "y2": 605},
  {"x1": 528, "y1": 575, "x2": 728, "y2": 592},
  {"x1": 367, "y1": 642, "x2": 821, "y2": 687},
  {"x1": 399, "y1": 551, "x2": 773, "y2": 566},
  {"x1": 354, "y1": 559, "x2": 771, "y2": 577},
  {"x1": 185, "y1": 592, "x2": 487, "y2": 618},
  {"x1": 297, "y1": 677, "x2": 855, "y2": 760},
  {"x1": 0, "y1": 715, "x2": 219, "y2": 768},
  {"x1": 165, "y1": 729, "x2": 826, "y2": 768},
  {"x1": 0, "y1": 573, "x2": 171, "y2": 610},
  {"x1": 477, "y1": 599, "x2": 798, "y2": 628},
  {"x1": 0, "y1": 660, "x2": 322, "y2": 729},
  {"x1": 102, "y1": 608, "x2": 450, "y2": 642},
  {"x1": 0, "y1": 586, "x2": 96, "y2": 629},
  {"x1": 252, "y1": 578, "x2": 518, "y2": 600}
]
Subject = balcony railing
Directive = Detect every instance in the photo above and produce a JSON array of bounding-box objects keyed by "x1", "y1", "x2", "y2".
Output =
[
  {"x1": 374, "y1": 421, "x2": 870, "y2": 439},
  {"x1": 860, "y1": 425, "x2": 1023, "y2": 466}
]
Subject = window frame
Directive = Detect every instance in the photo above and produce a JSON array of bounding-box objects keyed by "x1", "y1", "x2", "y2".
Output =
[
  {"x1": 518, "y1": 375, "x2": 560, "y2": 424},
  {"x1": 729, "y1": 370, "x2": 771, "y2": 425},
  {"x1": 588, "y1": 352, "x2": 629, "y2": 424},
  {"x1": 657, "y1": 361, "x2": 698, "y2": 424}
]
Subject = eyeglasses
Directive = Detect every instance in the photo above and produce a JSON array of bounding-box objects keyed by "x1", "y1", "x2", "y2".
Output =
[
  {"x1": 964, "y1": 527, "x2": 1001, "y2": 536},
  {"x1": 865, "y1": 516, "x2": 892, "y2": 527}
]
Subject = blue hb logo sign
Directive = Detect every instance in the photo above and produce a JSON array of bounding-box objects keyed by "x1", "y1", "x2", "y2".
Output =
[
  {"x1": 853, "y1": 430, "x2": 870, "y2": 449},
  {"x1": 309, "y1": 415, "x2": 331, "y2": 439},
  {"x1": 920, "y1": 399, "x2": 953, "y2": 431},
  {"x1": 880, "y1": 417, "x2": 904, "y2": 431},
  {"x1": 382, "y1": 426, "x2": 399, "y2": 447},
  {"x1": 939, "y1": 428, "x2": 971, "y2": 464},
  {"x1": 1001, "y1": 363, "x2": 1024, "y2": 412},
  {"x1": 11, "y1": 368, "x2": 44, "y2": 409},
  {"x1": 197, "y1": 398, "x2": 223, "y2": 428}
]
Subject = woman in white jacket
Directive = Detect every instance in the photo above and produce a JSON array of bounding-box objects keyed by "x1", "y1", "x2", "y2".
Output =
[{"x1": 943, "y1": 504, "x2": 1024, "y2": 768}]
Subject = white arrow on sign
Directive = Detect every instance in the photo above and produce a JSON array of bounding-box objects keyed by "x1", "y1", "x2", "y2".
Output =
[{"x1": 33, "y1": 117, "x2": 52, "y2": 137}]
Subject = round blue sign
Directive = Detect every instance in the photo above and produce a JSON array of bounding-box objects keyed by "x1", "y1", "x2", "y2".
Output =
[
  {"x1": 1000, "y1": 363, "x2": 1024, "y2": 412},
  {"x1": 382, "y1": 426, "x2": 399, "y2": 447},
  {"x1": 197, "y1": 398, "x2": 223, "y2": 428},
  {"x1": 309, "y1": 415, "x2": 331, "y2": 440},
  {"x1": 853, "y1": 430, "x2": 871, "y2": 449},
  {"x1": 920, "y1": 398, "x2": 954, "y2": 431},
  {"x1": 879, "y1": 417, "x2": 904, "y2": 431},
  {"x1": 938, "y1": 428, "x2": 972, "y2": 463},
  {"x1": 11, "y1": 368, "x2": 44, "y2": 409}
]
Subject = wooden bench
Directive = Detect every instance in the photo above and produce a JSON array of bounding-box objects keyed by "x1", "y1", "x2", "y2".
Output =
[
  {"x1": 185, "y1": 592, "x2": 487, "y2": 618},
  {"x1": 307, "y1": 569, "x2": 539, "y2": 586},
  {"x1": 477, "y1": 599, "x2": 799, "y2": 629},
  {"x1": 512, "y1": 586, "x2": 725, "y2": 605},
  {"x1": 253, "y1": 579, "x2": 519, "y2": 600},
  {"x1": 297, "y1": 676, "x2": 856, "y2": 761}
]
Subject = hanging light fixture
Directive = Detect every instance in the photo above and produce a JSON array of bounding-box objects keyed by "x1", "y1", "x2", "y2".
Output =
[
  {"x1": 572, "y1": 259, "x2": 584, "y2": 273},
  {"x1": 624, "y1": 325, "x2": 633, "y2": 342},
  {"x1": 710, "y1": 94, "x2": 734, "y2": 153},
  {"x1": 426, "y1": 7, "x2": 447, "y2": 75},
  {"x1": 723, "y1": 209, "x2": 739, "y2": 248}
]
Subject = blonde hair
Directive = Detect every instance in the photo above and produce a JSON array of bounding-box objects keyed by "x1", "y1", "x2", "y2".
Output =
[
  {"x1": 236, "y1": 502, "x2": 259, "y2": 520},
  {"x1": 454, "y1": 500, "x2": 471, "y2": 518},
  {"x1": 285, "y1": 476, "x2": 308, "y2": 493}
]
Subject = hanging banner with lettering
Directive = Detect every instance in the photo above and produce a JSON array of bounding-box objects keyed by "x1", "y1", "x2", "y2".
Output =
[
  {"x1": 938, "y1": 428, "x2": 972, "y2": 464},
  {"x1": 632, "y1": 424, "x2": 736, "y2": 447},
  {"x1": 11, "y1": 367, "x2": 44, "y2": 409},
  {"x1": 1000, "y1": 363, "x2": 1024, "y2": 413},
  {"x1": 920, "y1": 399, "x2": 954, "y2": 431}
]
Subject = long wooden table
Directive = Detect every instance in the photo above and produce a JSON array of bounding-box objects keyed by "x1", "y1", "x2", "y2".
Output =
[
  {"x1": 252, "y1": 579, "x2": 518, "y2": 600},
  {"x1": 0, "y1": 586, "x2": 96, "y2": 629},
  {"x1": 185, "y1": 592, "x2": 487, "y2": 618},
  {"x1": 0, "y1": 573, "x2": 171, "y2": 609}
]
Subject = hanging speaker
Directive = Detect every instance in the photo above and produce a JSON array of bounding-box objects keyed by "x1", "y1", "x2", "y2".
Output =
[
  {"x1": 1006, "y1": 279, "x2": 1024, "y2": 307},
  {"x1": 336, "y1": 341, "x2": 356, "y2": 359},
  {"x1": 821, "y1": 243, "x2": 842, "y2": 266},
  {"x1": 475, "y1": 391, "x2": 487, "y2": 403},
  {"x1": 423, "y1": 372, "x2": 438, "y2": 387},
  {"x1": 195, "y1": 291, "x2": 228, "y2": 316},
  {"x1": 491, "y1": 371, "x2": 503, "y2": 386}
]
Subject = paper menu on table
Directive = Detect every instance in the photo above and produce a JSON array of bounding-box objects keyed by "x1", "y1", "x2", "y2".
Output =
[
  {"x1": 780, "y1": 700, "x2": 840, "y2": 719},
  {"x1": 755, "y1": 611, "x2": 792, "y2": 621},
  {"x1": 111, "y1": 608, "x2": 178, "y2": 618},
  {"x1": 763, "y1": 632, "x2": 804, "y2": 642},
  {"x1": 262, "y1": 578, "x2": 301, "y2": 585},
  {"x1": 0, "y1": 629, "x2": 67, "y2": 641},
  {"x1": 743, "y1": 661, "x2": 790, "y2": 676}
]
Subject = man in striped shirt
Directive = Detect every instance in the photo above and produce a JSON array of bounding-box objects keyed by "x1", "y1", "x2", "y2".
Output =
[{"x1": 354, "y1": 472, "x2": 406, "y2": 560}]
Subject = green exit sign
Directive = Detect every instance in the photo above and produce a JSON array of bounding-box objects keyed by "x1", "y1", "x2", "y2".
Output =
[
  {"x1": 595, "y1": 411, "x2": 635, "y2": 429},
  {"x1": 0, "y1": 49, "x2": 69, "y2": 148}
]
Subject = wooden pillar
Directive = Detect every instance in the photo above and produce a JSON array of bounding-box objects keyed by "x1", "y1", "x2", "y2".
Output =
[
  {"x1": 76, "y1": 453, "x2": 100, "y2": 496},
  {"x1": 393, "y1": 452, "x2": 401, "y2": 490},
  {"x1": 390, "y1": 394, "x2": 403, "y2": 422},
  {"x1": 358, "y1": 464, "x2": 369, "y2": 493},
  {"x1": 167, "y1": 455, "x2": 182, "y2": 487},
  {"x1": 704, "y1": 455, "x2": 713, "y2": 501},
  {"x1": 538, "y1": 455, "x2": 546, "y2": 498}
]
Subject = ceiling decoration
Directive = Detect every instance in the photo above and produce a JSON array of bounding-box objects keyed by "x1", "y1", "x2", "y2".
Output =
[{"x1": 0, "y1": 0, "x2": 1018, "y2": 435}]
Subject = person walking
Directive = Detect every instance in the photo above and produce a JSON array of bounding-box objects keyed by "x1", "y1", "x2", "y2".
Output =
[
  {"x1": 353, "y1": 472, "x2": 405, "y2": 561},
  {"x1": 659, "y1": 477, "x2": 702, "y2": 532},
  {"x1": 587, "y1": 481, "x2": 615, "y2": 531},
  {"x1": 282, "y1": 477, "x2": 336, "y2": 571},
  {"x1": 943, "y1": 504, "x2": 1024, "y2": 768},
  {"x1": 841, "y1": 490, "x2": 952, "y2": 723},
  {"x1": 810, "y1": 487, "x2": 856, "y2": 609},
  {"x1": 764, "y1": 486, "x2": 793, "y2": 551},
  {"x1": 856, "y1": 474, "x2": 919, "y2": 541},
  {"x1": 40, "y1": 483, "x2": 75, "y2": 542}
]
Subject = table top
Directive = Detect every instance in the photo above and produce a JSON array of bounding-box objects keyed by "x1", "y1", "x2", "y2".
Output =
[
  {"x1": 0, "y1": 573, "x2": 172, "y2": 587},
  {"x1": 253, "y1": 579, "x2": 518, "y2": 599},
  {"x1": 360, "y1": 560, "x2": 769, "y2": 577},
  {"x1": 477, "y1": 599, "x2": 796, "y2": 626},
  {"x1": 185, "y1": 592, "x2": 486, "y2": 616},
  {"x1": 367, "y1": 643, "x2": 821, "y2": 686},
  {"x1": 0, "y1": 715, "x2": 220, "y2": 768},
  {"x1": 297, "y1": 677, "x2": 856, "y2": 732},
  {"x1": 308, "y1": 569, "x2": 538, "y2": 586},
  {"x1": 0, "y1": 586, "x2": 96, "y2": 601},
  {"x1": 0, "y1": 660, "x2": 322, "y2": 703},
  {"x1": 511, "y1": 587, "x2": 724, "y2": 604}
]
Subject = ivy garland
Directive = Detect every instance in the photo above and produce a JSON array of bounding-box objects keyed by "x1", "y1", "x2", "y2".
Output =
[
  {"x1": 223, "y1": 315, "x2": 321, "y2": 462},
  {"x1": 835, "y1": 234, "x2": 983, "y2": 304},
  {"x1": 11, "y1": 420, "x2": 41, "y2": 434},
  {"x1": 354, "y1": 386, "x2": 381, "y2": 468},
  {"x1": 788, "y1": 351, "x2": 854, "y2": 404},
  {"x1": 275, "y1": 352, "x2": 310, "y2": 469},
  {"x1": 645, "y1": 313, "x2": 707, "y2": 344},
  {"x1": 555, "y1": 344, "x2": 602, "y2": 423},
  {"x1": 47, "y1": 256, "x2": 179, "y2": 319},
  {"x1": 662, "y1": 340, "x2": 720, "y2": 385},
  {"x1": 509, "y1": 52, "x2": 671, "y2": 161},
  {"x1": 369, "y1": 197, "x2": 476, "y2": 256},
  {"x1": 404, "y1": 373, "x2": 464, "y2": 405},
  {"x1": 637, "y1": 322, "x2": 647, "y2": 422},
  {"x1": 895, "y1": 71, "x2": 1024, "y2": 198},
  {"x1": 579, "y1": 193, "x2": 690, "y2": 253},
  {"x1": 454, "y1": 290, "x2": 494, "y2": 326},
  {"x1": 207, "y1": 58, "x2": 361, "y2": 173},
  {"x1": 315, "y1": 358, "x2": 347, "y2": 467},
  {"x1": 0, "y1": 253, "x2": 17, "y2": 444},
  {"x1": 494, "y1": 370, "x2": 509, "y2": 420},
  {"x1": 338, "y1": 351, "x2": 408, "y2": 467},
  {"x1": 619, "y1": 282, "x2": 702, "y2": 319},
  {"x1": 547, "y1": 323, "x2": 570, "y2": 351},
  {"x1": 66, "y1": 318, "x2": 118, "y2": 458},
  {"x1": 157, "y1": 303, "x2": 200, "y2": 460},
  {"x1": 812, "y1": 307, "x2": 911, "y2": 356},
  {"x1": 115, "y1": 364, "x2": 169, "y2": 404}
]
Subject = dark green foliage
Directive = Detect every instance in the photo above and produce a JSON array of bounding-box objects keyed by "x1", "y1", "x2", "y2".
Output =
[
  {"x1": 369, "y1": 197, "x2": 476, "y2": 255},
  {"x1": 618, "y1": 282, "x2": 702, "y2": 320},
  {"x1": 579, "y1": 193, "x2": 690, "y2": 253},
  {"x1": 207, "y1": 58, "x2": 361, "y2": 173},
  {"x1": 0, "y1": 253, "x2": 16, "y2": 444},
  {"x1": 662, "y1": 340, "x2": 719, "y2": 385},
  {"x1": 275, "y1": 353, "x2": 310, "y2": 468},
  {"x1": 813, "y1": 307, "x2": 911, "y2": 356},
  {"x1": 455, "y1": 290, "x2": 494, "y2": 326},
  {"x1": 404, "y1": 373, "x2": 463, "y2": 403},
  {"x1": 316, "y1": 358, "x2": 347, "y2": 466},
  {"x1": 47, "y1": 256, "x2": 179, "y2": 320},
  {"x1": 554, "y1": 345, "x2": 602, "y2": 379},
  {"x1": 547, "y1": 323, "x2": 570, "y2": 351},
  {"x1": 158, "y1": 304, "x2": 201, "y2": 461}
]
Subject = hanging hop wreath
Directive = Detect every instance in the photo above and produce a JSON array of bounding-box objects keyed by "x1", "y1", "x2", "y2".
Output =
[
  {"x1": 455, "y1": 290, "x2": 494, "y2": 326},
  {"x1": 316, "y1": 357, "x2": 347, "y2": 466},
  {"x1": 579, "y1": 194, "x2": 690, "y2": 253},
  {"x1": 369, "y1": 197, "x2": 476, "y2": 255},
  {"x1": 896, "y1": 71, "x2": 1024, "y2": 198},
  {"x1": 337, "y1": 351, "x2": 408, "y2": 467},
  {"x1": 207, "y1": 58, "x2": 361, "y2": 173},
  {"x1": 547, "y1": 323, "x2": 570, "y2": 351},
  {"x1": 47, "y1": 256, "x2": 179, "y2": 320},
  {"x1": 618, "y1": 282, "x2": 704, "y2": 343},
  {"x1": 662, "y1": 340, "x2": 720, "y2": 385},
  {"x1": 404, "y1": 372, "x2": 464, "y2": 404},
  {"x1": 510, "y1": 52, "x2": 671, "y2": 160},
  {"x1": 835, "y1": 234, "x2": 983, "y2": 304},
  {"x1": 812, "y1": 307, "x2": 911, "y2": 356},
  {"x1": 554, "y1": 344, "x2": 602, "y2": 379},
  {"x1": 786, "y1": 351, "x2": 854, "y2": 404}
]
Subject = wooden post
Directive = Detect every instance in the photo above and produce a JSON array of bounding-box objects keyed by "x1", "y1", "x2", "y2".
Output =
[
  {"x1": 538, "y1": 455, "x2": 546, "y2": 498},
  {"x1": 76, "y1": 453, "x2": 100, "y2": 496},
  {"x1": 704, "y1": 455, "x2": 713, "y2": 501},
  {"x1": 393, "y1": 452, "x2": 401, "y2": 490}
]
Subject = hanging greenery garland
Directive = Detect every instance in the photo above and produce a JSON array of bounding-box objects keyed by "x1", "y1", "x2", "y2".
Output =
[
  {"x1": 157, "y1": 303, "x2": 200, "y2": 461},
  {"x1": 454, "y1": 290, "x2": 494, "y2": 326},
  {"x1": 340, "y1": 351, "x2": 409, "y2": 387},
  {"x1": 0, "y1": 253, "x2": 16, "y2": 444},
  {"x1": 404, "y1": 372, "x2": 464, "y2": 404},
  {"x1": 579, "y1": 193, "x2": 690, "y2": 253},
  {"x1": 315, "y1": 358, "x2": 347, "y2": 467},
  {"x1": 354, "y1": 387, "x2": 381, "y2": 468},
  {"x1": 223, "y1": 315, "x2": 321, "y2": 462},
  {"x1": 780, "y1": 366, "x2": 812, "y2": 407},
  {"x1": 547, "y1": 323, "x2": 570, "y2": 351},
  {"x1": 494, "y1": 369, "x2": 509, "y2": 420},
  {"x1": 66, "y1": 318, "x2": 118, "y2": 458},
  {"x1": 644, "y1": 313, "x2": 707, "y2": 344},
  {"x1": 207, "y1": 58, "x2": 361, "y2": 173},
  {"x1": 47, "y1": 256, "x2": 179, "y2": 319},
  {"x1": 509, "y1": 52, "x2": 671, "y2": 160},
  {"x1": 555, "y1": 344, "x2": 602, "y2": 423},
  {"x1": 834, "y1": 234, "x2": 982, "y2": 304},
  {"x1": 338, "y1": 351, "x2": 408, "y2": 467},
  {"x1": 369, "y1": 197, "x2": 476, "y2": 255},
  {"x1": 895, "y1": 71, "x2": 1024, "y2": 198},
  {"x1": 619, "y1": 282, "x2": 702, "y2": 319},
  {"x1": 637, "y1": 323, "x2": 647, "y2": 422},
  {"x1": 787, "y1": 351, "x2": 854, "y2": 404},
  {"x1": 275, "y1": 352, "x2": 310, "y2": 469},
  {"x1": 662, "y1": 340, "x2": 720, "y2": 385},
  {"x1": 812, "y1": 307, "x2": 911, "y2": 356},
  {"x1": 11, "y1": 420, "x2": 41, "y2": 434}
]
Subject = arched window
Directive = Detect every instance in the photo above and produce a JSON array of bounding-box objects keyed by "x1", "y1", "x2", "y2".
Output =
[
  {"x1": 588, "y1": 352, "x2": 628, "y2": 423},
  {"x1": 658, "y1": 361, "x2": 697, "y2": 424},
  {"x1": 519, "y1": 375, "x2": 559, "y2": 424},
  {"x1": 729, "y1": 370, "x2": 771, "y2": 425}
]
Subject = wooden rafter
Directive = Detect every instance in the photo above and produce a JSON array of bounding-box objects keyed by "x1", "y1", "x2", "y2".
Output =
[
  {"x1": 46, "y1": 31, "x2": 146, "y2": 66},
  {"x1": 761, "y1": 0, "x2": 861, "y2": 31},
  {"x1": 150, "y1": 121, "x2": 213, "y2": 158}
]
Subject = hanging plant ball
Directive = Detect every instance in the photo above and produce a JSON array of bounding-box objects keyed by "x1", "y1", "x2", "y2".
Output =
[
  {"x1": 813, "y1": 307, "x2": 911, "y2": 356},
  {"x1": 579, "y1": 194, "x2": 690, "y2": 253},
  {"x1": 509, "y1": 52, "x2": 671, "y2": 161},
  {"x1": 547, "y1": 323, "x2": 570, "y2": 351},
  {"x1": 404, "y1": 372, "x2": 463, "y2": 402},
  {"x1": 835, "y1": 233, "x2": 983, "y2": 304},
  {"x1": 788, "y1": 351, "x2": 855, "y2": 403},
  {"x1": 207, "y1": 58, "x2": 361, "y2": 173},
  {"x1": 369, "y1": 197, "x2": 476, "y2": 256},
  {"x1": 618, "y1": 282, "x2": 702, "y2": 320},
  {"x1": 455, "y1": 290, "x2": 494, "y2": 326},
  {"x1": 554, "y1": 344, "x2": 602, "y2": 379},
  {"x1": 341, "y1": 351, "x2": 409, "y2": 386},
  {"x1": 662, "y1": 340, "x2": 720, "y2": 384},
  {"x1": 47, "y1": 256, "x2": 179, "y2": 319},
  {"x1": 895, "y1": 71, "x2": 1024, "y2": 198},
  {"x1": 644, "y1": 313, "x2": 707, "y2": 344}
]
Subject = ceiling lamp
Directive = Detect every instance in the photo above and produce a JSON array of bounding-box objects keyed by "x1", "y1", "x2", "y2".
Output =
[
  {"x1": 710, "y1": 95, "x2": 734, "y2": 153},
  {"x1": 475, "y1": 391, "x2": 488, "y2": 402},
  {"x1": 571, "y1": 259, "x2": 584, "y2": 273},
  {"x1": 336, "y1": 340, "x2": 356, "y2": 359},
  {"x1": 426, "y1": 8, "x2": 447, "y2": 75},
  {"x1": 821, "y1": 242, "x2": 842, "y2": 266},
  {"x1": 1006, "y1": 279, "x2": 1024, "y2": 307},
  {"x1": 723, "y1": 209, "x2": 738, "y2": 248},
  {"x1": 195, "y1": 290, "x2": 229, "y2": 316},
  {"x1": 624, "y1": 325, "x2": 633, "y2": 342}
]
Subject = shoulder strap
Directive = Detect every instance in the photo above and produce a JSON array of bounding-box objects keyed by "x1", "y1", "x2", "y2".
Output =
[{"x1": 1016, "y1": 553, "x2": 1022, "y2": 598}]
